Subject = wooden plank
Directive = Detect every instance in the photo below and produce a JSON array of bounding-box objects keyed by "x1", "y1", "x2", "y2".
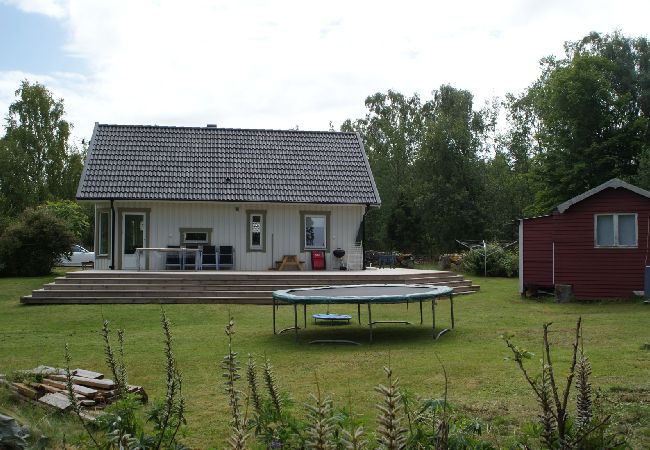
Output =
[
  {"x1": 32, "y1": 382, "x2": 64, "y2": 394},
  {"x1": 73, "y1": 369, "x2": 104, "y2": 379},
  {"x1": 38, "y1": 392, "x2": 72, "y2": 411},
  {"x1": 11, "y1": 382, "x2": 38, "y2": 399},
  {"x1": 80, "y1": 399, "x2": 96, "y2": 407},
  {"x1": 48, "y1": 374, "x2": 115, "y2": 389},
  {"x1": 40, "y1": 379, "x2": 90, "y2": 398},
  {"x1": 42, "y1": 378, "x2": 66, "y2": 390}
]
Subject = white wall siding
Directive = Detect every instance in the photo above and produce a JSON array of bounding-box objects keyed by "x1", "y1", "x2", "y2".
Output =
[{"x1": 107, "y1": 201, "x2": 365, "y2": 270}]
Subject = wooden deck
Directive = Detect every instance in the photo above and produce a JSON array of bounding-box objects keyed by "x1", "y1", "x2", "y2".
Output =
[{"x1": 21, "y1": 269, "x2": 479, "y2": 305}]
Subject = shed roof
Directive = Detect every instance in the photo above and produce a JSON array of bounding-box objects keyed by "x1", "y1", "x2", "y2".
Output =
[
  {"x1": 556, "y1": 178, "x2": 650, "y2": 213},
  {"x1": 76, "y1": 124, "x2": 380, "y2": 205}
]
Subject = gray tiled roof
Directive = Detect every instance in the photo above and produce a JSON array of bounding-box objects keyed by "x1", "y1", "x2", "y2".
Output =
[{"x1": 76, "y1": 124, "x2": 380, "y2": 205}]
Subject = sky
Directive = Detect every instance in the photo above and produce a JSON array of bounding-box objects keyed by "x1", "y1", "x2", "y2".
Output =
[{"x1": 0, "y1": 0, "x2": 649, "y2": 143}]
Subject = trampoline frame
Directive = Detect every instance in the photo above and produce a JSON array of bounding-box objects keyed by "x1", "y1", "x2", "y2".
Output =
[{"x1": 272, "y1": 284, "x2": 454, "y2": 343}]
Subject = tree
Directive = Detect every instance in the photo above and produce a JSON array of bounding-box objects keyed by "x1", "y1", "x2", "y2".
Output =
[
  {"x1": 414, "y1": 85, "x2": 492, "y2": 253},
  {"x1": 0, "y1": 80, "x2": 84, "y2": 216},
  {"x1": 515, "y1": 32, "x2": 650, "y2": 214},
  {"x1": 342, "y1": 91, "x2": 426, "y2": 249},
  {"x1": 41, "y1": 200, "x2": 91, "y2": 245}
]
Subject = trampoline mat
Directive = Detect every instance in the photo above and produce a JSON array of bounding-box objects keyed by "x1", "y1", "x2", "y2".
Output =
[{"x1": 273, "y1": 283, "x2": 453, "y2": 304}]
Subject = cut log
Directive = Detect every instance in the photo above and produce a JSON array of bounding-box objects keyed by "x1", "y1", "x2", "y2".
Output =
[
  {"x1": 73, "y1": 369, "x2": 104, "y2": 379},
  {"x1": 38, "y1": 392, "x2": 72, "y2": 411},
  {"x1": 11, "y1": 383, "x2": 38, "y2": 399},
  {"x1": 48, "y1": 374, "x2": 115, "y2": 390}
]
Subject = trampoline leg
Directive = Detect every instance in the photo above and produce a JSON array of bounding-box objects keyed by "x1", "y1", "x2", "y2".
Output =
[
  {"x1": 273, "y1": 297, "x2": 276, "y2": 334},
  {"x1": 294, "y1": 304, "x2": 298, "y2": 343},
  {"x1": 303, "y1": 304, "x2": 307, "y2": 328},
  {"x1": 431, "y1": 298, "x2": 436, "y2": 339},
  {"x1": 357, "y1": 304, "x2": 361, "y2": 324},
  {"x1": 419, "y1": 300, "x2": 423, "y2": 325},
  {"x1": 450, "y1": 293, "x2": 455, "y2": 329},
  {"x1": 367, "y1": 303, "x2": 373, "y2": 343}
]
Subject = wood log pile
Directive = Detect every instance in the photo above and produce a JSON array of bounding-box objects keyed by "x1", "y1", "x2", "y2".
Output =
[{"x1": 3, "y1": 366, "x2": 147, "y2": 420}]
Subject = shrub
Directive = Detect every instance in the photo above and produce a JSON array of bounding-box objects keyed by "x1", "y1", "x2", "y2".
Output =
[
  {"x1": 0, "y1": 207, "x2": 74, "y2": 276},
  {"x1": 460, "y1": 242, "x2": 518, "y2": 277}
]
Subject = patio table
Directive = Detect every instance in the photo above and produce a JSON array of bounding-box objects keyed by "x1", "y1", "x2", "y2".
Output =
[{"x1": 135, "y1": 247, "x2": 204, "y2": 271}]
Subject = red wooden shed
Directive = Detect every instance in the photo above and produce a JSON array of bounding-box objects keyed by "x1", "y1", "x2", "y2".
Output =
[{"x1": 519, "y1": 178, "x2": 650, "y2": 299}]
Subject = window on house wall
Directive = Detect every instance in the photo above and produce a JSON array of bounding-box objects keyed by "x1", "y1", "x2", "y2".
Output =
[
  {"x1": 304, "y1": 214, "x2": 327, "y2": 249},
  {"x1": 247, "y1": 211, "x2": 265, "y2": 251},
  {"x1": 98, "y1": 211, "x2": 110, "y2": 256},
  {"x1": 595, "y1": 214, "x2": 637, "y2": 247},
  {"x1": 180, "y1": 228, "x2": 211, "y2": 245}
]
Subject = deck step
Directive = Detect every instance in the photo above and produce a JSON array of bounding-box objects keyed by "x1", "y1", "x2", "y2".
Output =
[{"x1": 22, "y1": 269, "x2": 480, "y2": 305}]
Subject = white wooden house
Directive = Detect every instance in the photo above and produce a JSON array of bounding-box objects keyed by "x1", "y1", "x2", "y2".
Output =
[{"x1": 76, "y1": 124, "x2": 381, "y2": 270}]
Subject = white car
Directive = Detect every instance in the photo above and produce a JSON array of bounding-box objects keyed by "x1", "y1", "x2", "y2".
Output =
[{"x1": 58, "y1": 245, "x2": 95, "y2": 267}]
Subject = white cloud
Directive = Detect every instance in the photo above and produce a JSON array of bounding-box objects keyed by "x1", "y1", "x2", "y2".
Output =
[
  {"x1": 1, "y1": 0, "x2": 650, "y2": 140},
  {"x1": 1, "y1": 0, "x2": 65, "y2": 17}
]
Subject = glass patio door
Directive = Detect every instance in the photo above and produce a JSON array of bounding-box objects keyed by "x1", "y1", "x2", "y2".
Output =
[{"x1": 122, "y1": 213, "x2": 146, "y2": 269}]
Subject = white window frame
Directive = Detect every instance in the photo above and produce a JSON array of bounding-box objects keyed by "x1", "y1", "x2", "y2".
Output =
[
  {"x1": 180, "y1": 228, "x2": 211, "y2": 245},
  {"x1": 303, "y1": 214, "x2": 327, "y2": 250},
  {"x1": 594, "y1": 213, "x2": 638, "y2": 248},
  {"x1": 98, "y1": 210, "x2": 110, "y2": 256},
  {"x1": 247, "y1": 211, "x2": 265, "y2": 252}
]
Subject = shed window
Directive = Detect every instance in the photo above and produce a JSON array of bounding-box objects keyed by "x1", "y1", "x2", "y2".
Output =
[
  {"x1": 98, "y1": 211, "x2": 110, "y2": 256},
  {"x1": 595, "y1": 214, "x2": 637, "y2": 247}
]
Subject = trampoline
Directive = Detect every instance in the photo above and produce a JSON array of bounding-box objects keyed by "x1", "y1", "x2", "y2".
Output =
[{"x1": 272, "y1": 284, "x2": 454, "y2": 343}]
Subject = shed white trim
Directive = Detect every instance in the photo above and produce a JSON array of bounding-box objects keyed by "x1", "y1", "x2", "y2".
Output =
[{"x1": 557, "y1": 178, "x2": 650, "y2": 213}]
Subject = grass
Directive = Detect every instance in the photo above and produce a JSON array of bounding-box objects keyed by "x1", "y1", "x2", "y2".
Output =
[{"x1": 1, "y1": 269, "x2": 649, "y2": 448}]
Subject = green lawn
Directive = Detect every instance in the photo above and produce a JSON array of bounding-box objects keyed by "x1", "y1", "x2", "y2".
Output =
[{"x1": 1, "y1": 270, "x2": 649, "y2": 448}]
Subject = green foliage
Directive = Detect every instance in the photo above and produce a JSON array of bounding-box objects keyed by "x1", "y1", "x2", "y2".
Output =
[
  {"x1": 0, "y1": 80, "x2": 84, "y2": 217},
  {"x1": 222, "y1": 319, "x2": 494, "y2": 450},
  {"x1": 40, "y1": 200, "x2": 91, "y2": 245},
  {"x1": 460, "y1": 242, "x2": 518, "y2": 277},
  {"x1": 513, "y1": 32, "x2": 650, "y2": 214},
  {"x1": 0, "y1": 207, "x2": 74, "y2": 276},
  {"x1": 504, "y1": 319, "x2": 626, "y2": 449},
  {"x1": 344, "y1": 86, "x2": 495, "y2": 254}
]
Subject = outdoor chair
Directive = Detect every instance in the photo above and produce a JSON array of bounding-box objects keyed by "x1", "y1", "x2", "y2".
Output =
[
  {"x1": 218, "y1": 246, "x2": 234, "y2": 270},
  {"x1": 165, "y1": 245, "x2": 181, "y2": 270},
  {"x1": 202, "y1": 245, "x2": 217, "y2": 270}
]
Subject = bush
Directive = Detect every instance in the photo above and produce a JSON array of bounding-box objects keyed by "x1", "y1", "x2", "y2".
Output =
[
  {"x1": 0, "y1": 207, "x2": 75, "y2": 276},
  {"x1": 460, "y1": 242, "x2": 518, "y2": 277}
]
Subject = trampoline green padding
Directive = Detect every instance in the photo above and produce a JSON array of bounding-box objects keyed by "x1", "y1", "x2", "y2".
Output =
[{"x1": 272, "y1": 284, "x2": 455, "y2": 343}]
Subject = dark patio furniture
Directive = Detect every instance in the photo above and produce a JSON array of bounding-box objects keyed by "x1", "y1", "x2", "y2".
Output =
[
  {"x1": 165, "y1": 245, "x2": 181, "y2": 270},
  {"x1": 202, "y1": 245, "x2": 217, "y2": 270},
  {"x1": 219, "y1": 246, "x2": 234, "y2": 270},
  {"x1": 183, "y1": 244, "x2": 198, "y2": 270}
]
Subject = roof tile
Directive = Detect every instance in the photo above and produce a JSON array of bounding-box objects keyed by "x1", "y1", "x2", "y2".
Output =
[{"x1": 77, "y1": 125, "x2": 380, "y2": 205}]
